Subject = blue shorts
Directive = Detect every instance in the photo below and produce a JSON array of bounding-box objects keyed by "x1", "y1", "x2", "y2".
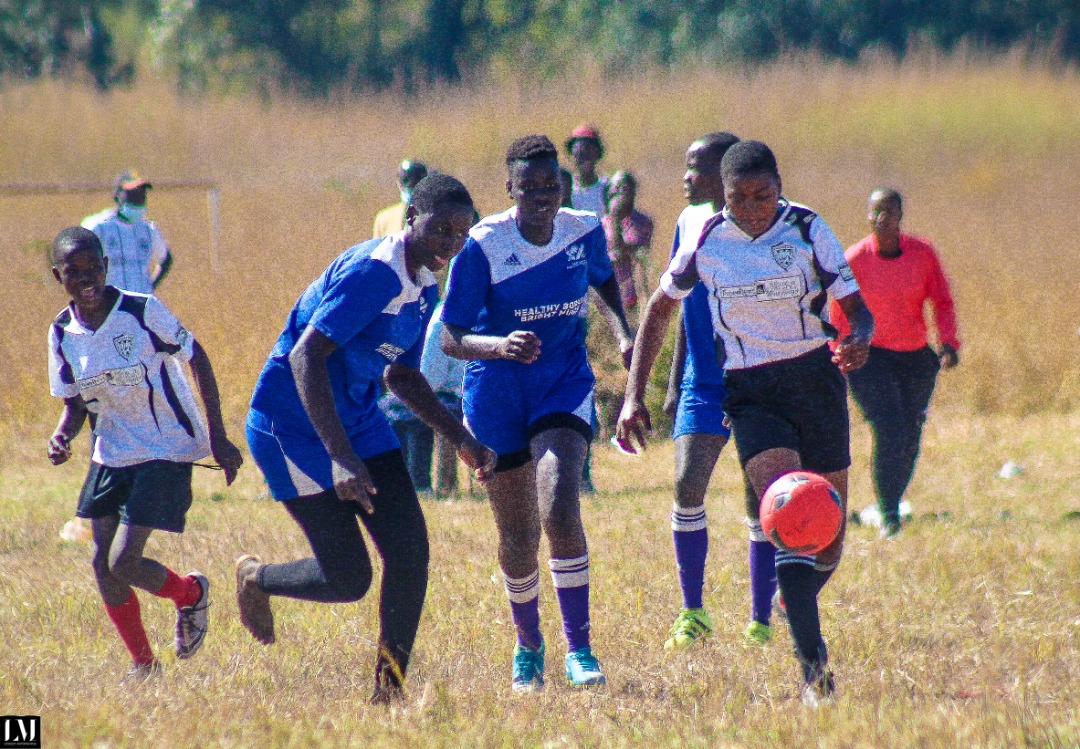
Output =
[
  {"x1": 247, "y1": 408, "x2": 400, "y2": 501},
  {"x1": 673, "y1": 382, "x2": 731, "y2": 439},
  {"x1": 462, "y1": 350, "x2": 594, "y2": 471},
  {"x1": 77, "y1": 460, "x2": 193, "y2": 533}
]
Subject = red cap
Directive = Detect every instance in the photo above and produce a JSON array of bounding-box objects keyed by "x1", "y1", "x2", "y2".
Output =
[
  {"x1": 115, "y1": 170, "x2": 152, "y2": 191},
  {"x1": 565, "y1": 123, "x2": 604, "y2": 154}
]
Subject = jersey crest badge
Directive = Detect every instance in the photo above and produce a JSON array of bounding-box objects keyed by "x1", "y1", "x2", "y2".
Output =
[
  {"x1": 771, "y1": 242, "x2": 796, "y2": 270},
  {"x1": 566, "y1": 243, "x2": 585, "y2": 262},
  {"x1": 113, "y1": 333, "x2": 135, "y2": 360}
]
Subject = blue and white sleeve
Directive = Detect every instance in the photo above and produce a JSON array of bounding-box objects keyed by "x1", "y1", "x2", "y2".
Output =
[
  {"x1": 144, "y1": 296, "x2": 197, "y2": 362},
  {"x1": 48, "y1": 325, "x2": 78, "y2": 399},
  {"x1": 441, "y1": 238, "x2": 491, "y2": 331},
  {"x1": 659, "y1": 244, "x2": 699, "y2": 300},
  {"x1": 811, "y1": 218, "x2": 860, "y2": 300},
  {"x1": 398, "y1": 284, "x2": 439, "y2": 370},
  {"x1": 308, "y1": 259, "x2": 400, "y2": 347}
]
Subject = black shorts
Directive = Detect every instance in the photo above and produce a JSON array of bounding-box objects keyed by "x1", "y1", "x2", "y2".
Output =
[
  {"x1": 76, "y1": 460, "x2": 194, "y2": 533},
  {"x1": 722, "y1": 346, "x2": 850, "y2": 473}
]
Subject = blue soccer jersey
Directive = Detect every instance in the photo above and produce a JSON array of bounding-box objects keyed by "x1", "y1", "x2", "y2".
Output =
[
  {"x1": 441, "y1": 207, "x2": 614, "y2": 457},
  {"x1": 442, "y1": 207, "x2": 614, "y2": 365},
  {"x1": 249, "y1": 234, "x2": 437, "y2": 496},
  {"x1": 672, "y1": 204, "x2": 725, "y2": 389}
]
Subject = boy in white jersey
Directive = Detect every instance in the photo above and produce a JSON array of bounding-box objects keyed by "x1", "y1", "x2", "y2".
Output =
[
  {"x1": 441, "y1": 135, "x2": 634, "y2": 692},
  {"x1": 82, "y1": 171, "x2": 172, "y2": 294},
  {"x1": 617, "y1": 141, "x2": 874, "y2": 706},
  {"x1": 47, "y1": 227, "x2": 242, "y2": 680}
]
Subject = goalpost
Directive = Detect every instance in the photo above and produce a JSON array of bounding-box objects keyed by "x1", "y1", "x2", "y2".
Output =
[{"x1": 0, "y1": 179, "x2": 222, "y2": 272}]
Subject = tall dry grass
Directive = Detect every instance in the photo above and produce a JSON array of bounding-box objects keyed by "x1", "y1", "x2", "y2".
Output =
[{"x1": 1, "y1": 57, "x2": 1079, "y2": 748}]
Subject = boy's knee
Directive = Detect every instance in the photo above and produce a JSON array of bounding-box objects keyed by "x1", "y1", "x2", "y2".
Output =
[{"x1": 327, "y1": 565, "x2": 373, "y2": 603}]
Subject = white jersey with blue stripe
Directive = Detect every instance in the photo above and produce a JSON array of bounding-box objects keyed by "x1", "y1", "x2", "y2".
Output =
[
  {"x1": 250, "y1": 233, "x2": 437, "y2": 438},
  {"x1": 442, "y1": 207, "x2": 614, "y2": 367},
  {"x1": 671, "y1": 203, "x2": 725, "y2": 387},
  {"x1": 82, "y1": 208, "x2": 170, "y2": 295},
  {"x1": 48, "y1": 291, "x2": 209, "y2": 467},
  {"x1": 661, "y1": 199, "x2": 859, "y2": 370}
]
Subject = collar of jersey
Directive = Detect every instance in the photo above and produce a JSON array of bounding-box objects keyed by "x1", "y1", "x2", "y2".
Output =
[
  {"x1": 65, "y1": 289, "x2": 125, "y2": 336},
  {"x1": 472, "y1": 207, "x2": 598, "y2": 260},
  {"x1": 370, "y1": 231, "x2": 436, "y2": 299},
  {"x1": 720, "y1": 198, "x2": 792, "y2": 242}
]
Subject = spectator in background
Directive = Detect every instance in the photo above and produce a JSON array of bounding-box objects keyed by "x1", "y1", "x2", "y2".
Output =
[
  {"x1": 831, "y1": 188, "x2": 960, "y2": 539},
  {"x1": 564, "y1": 124, "x2": 608, "y2": 216},
  {"x1": 373, "y1": 160, "x2": 429, "y2": 238},
  {"x1": 559, "y1": 167, "x2": 574, "y2": 209},
  {"x1": 602, "y1": 170, "x2": 653, "y2": 319},
  {"x1": 82, "y1": 170, "x2": 173, "y2": 294}
]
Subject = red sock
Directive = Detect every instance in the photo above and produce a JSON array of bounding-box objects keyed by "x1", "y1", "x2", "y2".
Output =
[
  {"x1": 104, "y1": 591, "x2": 154, "y2": 665},
  {"x1": 154, "y1": 569, "x2": 201, "y2": 609}
]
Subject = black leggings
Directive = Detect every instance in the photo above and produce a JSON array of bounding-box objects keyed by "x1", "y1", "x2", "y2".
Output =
[
  {"x1": 847, "y1": 346, "x2": 940, "y2": 523},
  {"x1": 258, "y1": 450, "x2": 429, "y2": 674}
]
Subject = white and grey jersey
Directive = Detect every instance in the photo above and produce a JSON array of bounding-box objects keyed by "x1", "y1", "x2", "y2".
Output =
[
  {"x1": 82, "y1": 209, "x2": 170, "y2": 295},
  {"x1": 660, "y1": 200, "x2": 859, "y2": 370},
  {"x1": 48, "y1": 291, "x2": 210, "y2": 467}
]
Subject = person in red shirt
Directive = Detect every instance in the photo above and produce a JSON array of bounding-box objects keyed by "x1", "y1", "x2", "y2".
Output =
[
  {"x1": 601, "y1": 170, "x2": 654, "y2": 318},
  {"x1": 831, "y1": 188, "x2": 960, "y2": 538}
]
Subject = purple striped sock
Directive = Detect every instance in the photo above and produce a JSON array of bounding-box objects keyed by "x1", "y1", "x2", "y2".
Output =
[
  {"x1": 549, "y1": 554, "x2": 591, "y2": 652},
  {"x1": 503, "y1": 569, "x2": 542, "y2": 650},
  {"x1": 672, "y1": 505, "x2": 708, "y2": 609},
  {"x1": 747, "y1": 519, "x2": 777, "y2": 625}
]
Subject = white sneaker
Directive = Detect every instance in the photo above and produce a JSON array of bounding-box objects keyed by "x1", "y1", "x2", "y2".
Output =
[{"x1": 176, "y1": 572, "x2": 209, "y2": 659}]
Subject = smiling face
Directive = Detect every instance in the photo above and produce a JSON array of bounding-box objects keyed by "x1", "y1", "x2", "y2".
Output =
[
  {"x1": 683, "y1": 140, "x2": 725, "y2": 207},
  {"x1": 867, "y1": 190, "x2": 903, "y2": 239},
  {"x1": 53, "y1": 246, "x2": 109, "y2": 313},
  {"x1": 405, "y1": 203, "x2": 476, "y2": 273},
  {"x1": 724, "y1": 171, "x2": 782, "y2": 239},
  {"x1": 507, "y1": 157, "x2": 562, "y2": 242}
]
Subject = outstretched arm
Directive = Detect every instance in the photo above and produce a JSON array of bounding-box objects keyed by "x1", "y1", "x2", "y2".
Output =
[
  {"x1": 189, "y1": 340, "x2": 243, "y2": 485},
  {"x1": 384, "y1": 363, "x2": 496, "y2": 481},
  {"x1": 592, "y1": 275, "x2": 635, "y2": 370},
  {"x1": 616, "y1": 288, "x2": 680, "y2": 453},
  {"x1": 290, "y1": 327, "x2": 375, "y2": 510},
  {"x1": 48, "y1": 396, "x2": 88, "y2": 465},
  {"x1": 441, "y1": 322, "x2": 541, "y2": 364}
]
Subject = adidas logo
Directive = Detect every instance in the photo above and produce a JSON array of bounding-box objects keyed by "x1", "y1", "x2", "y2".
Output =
[{"x1": 504, "y1": 253, "x2": 522, "y2": 266}]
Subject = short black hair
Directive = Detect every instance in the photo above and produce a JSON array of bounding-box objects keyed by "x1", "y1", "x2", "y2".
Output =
[
  {"x1": 870, "y1": 187, "x2": 903, "y2": 213},
  {"x1": 409, "y1": 174, "x2": 473, "y2": 215},
  {"x1": 696, "y1": 131, "x2": 740, "y2": 163},
  {"x1": 52, "y1": 226, "x2": 104, "y2": 266},
  {"x1": 720, "y1": 140, "x2": 780, "y2": 184},
  {"x1": 506, "y1": 135, "x2": 559, "y2": 168}
]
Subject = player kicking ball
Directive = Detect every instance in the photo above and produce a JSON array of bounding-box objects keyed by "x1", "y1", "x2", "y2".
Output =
[
  {"x1": 617, "y1": 141, "x2": 874, "y2": 706},
  {"x1": 47, "y1": 227, "x2": 243, "y2": 680}
]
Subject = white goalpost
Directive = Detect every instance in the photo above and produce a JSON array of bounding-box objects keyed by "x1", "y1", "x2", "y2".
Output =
[{"x1": 0, "y1": 179, "x2": 222, "y2": 272}]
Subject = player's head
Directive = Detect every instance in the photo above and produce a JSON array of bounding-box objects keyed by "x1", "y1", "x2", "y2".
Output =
[
  {"x1": 604, "y1": 170, "x2": 637, "y2": 216},
  {"x1": 51, "y1": 227, "x2": 109, "y2": 305},
  {"x1": 721, "y1": 140, "x2": 782, "y2": 239},
  {"x1": 114, "y1": 170, "x2": 151, "y2": 210},
  {"x1": 397, "y1": 159, "x2": 429, "y2": 202},
  {"x1": 558, "y1": 167, "x2": 574, "y2": 208},
  {"x1": 867, "y1": 187, "x2": 903, "y2": 237},
  {"x1": 565, "y1": 123, "x2": 604, "y2": 179},
  {"x1": 685, "y1": 131, "x2": 739, "y2": 207},
  {"x1": 506, "y1": 135, "x2": 562, "y2": 232},
  {"x1": 404, "y1": 174, "x2": 475, "y2": 273}
]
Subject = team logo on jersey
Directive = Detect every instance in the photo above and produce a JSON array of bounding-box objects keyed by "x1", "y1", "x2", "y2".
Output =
[
  {"x1": 566, "y1": 243, "x2": 587, "y2": 269},
  {"x1": 113, "y1": 333, "x2": 135, "y2": 360},
  {"x1": 419, "y1": 296, "x2": 429, "y2": 316},
  {"x1": 376, "y1": 342, "x2": 405, "y2": 361},
  {"x1": 838, "y1": 262, "x2": 855, "y2": 282},
  {"x1": 174, "y1": 326, "x2": 191, "y2": 349},
  {"x1": 770, "y1": 242, "x2": 796, "y2": 270},
  {"x1": 504, "y1": 253, "x2": 522, "y2": 266}
]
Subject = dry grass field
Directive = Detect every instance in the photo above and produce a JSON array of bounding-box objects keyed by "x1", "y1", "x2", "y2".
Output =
[{"x1": 1, "y1": 55, "x2": 1078, "y2": 747}]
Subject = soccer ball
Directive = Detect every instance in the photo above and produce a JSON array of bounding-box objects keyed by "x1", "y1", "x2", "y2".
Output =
[{"x1": 760, "y1": 471, "x2": 843, "y2": 554}]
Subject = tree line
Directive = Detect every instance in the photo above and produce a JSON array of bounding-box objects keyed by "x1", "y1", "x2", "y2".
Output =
[{"x1": 3, "y1": 0, "x2": 1078, "y2": 94}]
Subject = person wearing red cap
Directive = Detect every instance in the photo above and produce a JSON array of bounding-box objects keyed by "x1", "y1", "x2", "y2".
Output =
[
  {"x1": 564, "y1": 124, "x2": 609, "y2": 217},
  {"x1": 830, "y1": 188, "x2": 960, "y2": 539},
  {"x1": 82, "y1": 171, "x2": 173, "y2": 295}
]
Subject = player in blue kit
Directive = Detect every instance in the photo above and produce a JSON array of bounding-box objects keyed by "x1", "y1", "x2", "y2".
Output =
[
  {"x1": 237, "y1": 175, "x2": 496, "y2": 704},
  {"x1": 441, "y1": 135, "x2": 634, "y2": 692},
  {"x1": 617, "y1": 141, "x2": 874, "y2": 706}
]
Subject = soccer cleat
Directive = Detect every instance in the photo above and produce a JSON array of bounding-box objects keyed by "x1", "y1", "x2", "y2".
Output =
[
  {"x1": 175, "y1": 572, "x2": 209, "y2": 659},
  {"x1": 565, "y1": 647, "x2": 606, "y2": 687},
  {"x1": 236, "y1": 555, "x2": 275, "y2": 645},
  {"x1": 511, "y1": 639, "x2": 545, "y2": 693},
  {"x1": 772, "y1": 589, "x2": 787, "y2": 621},
  {"x1": 743, "y1": 620, "x2": 773, "y2": 646},
  {"x1": 664, "y1": 607, "x2": 714, "y2": 650},
  {"x1": 370, "y1": 645, "x2": 407, "y2": 704},
  {"x1": 801, "y1": 670, "x2": 835, "y2": 708},
  {"x1": 123, "y1": 659, "x2": 162, "y2": 684}
]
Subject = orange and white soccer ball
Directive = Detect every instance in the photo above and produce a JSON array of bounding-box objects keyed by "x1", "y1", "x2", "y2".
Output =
[{"x1": 760, "y1": 471, "x2": 843, "y2": 554}]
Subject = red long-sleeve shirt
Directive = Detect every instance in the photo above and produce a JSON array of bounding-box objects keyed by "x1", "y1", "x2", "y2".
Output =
[{"x1": 831, "y1": 233, "x2": 960, "y2": 352}]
